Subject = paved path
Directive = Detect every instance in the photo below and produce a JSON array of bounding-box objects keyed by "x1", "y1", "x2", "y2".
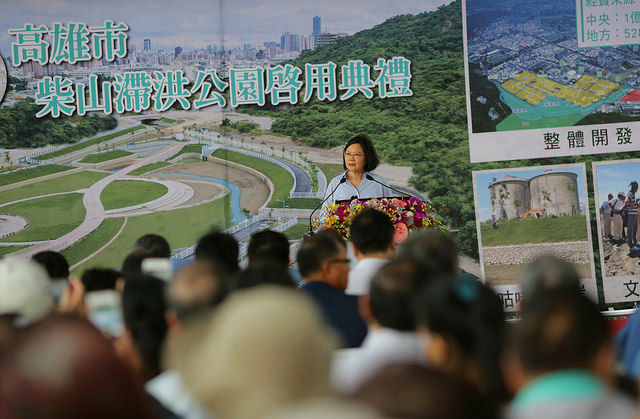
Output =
[{"x1": 12, "y1": 141, "x2": 192, "y2": 258}]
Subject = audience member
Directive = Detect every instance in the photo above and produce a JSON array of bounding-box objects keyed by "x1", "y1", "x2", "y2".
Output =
[
  {"x1": 505, "y1": 291, "x2": 636, "y2": 419},
  {"x1": 134, "y1": 234, "x2": 172, "y2": 258},
  {"x1": 353, "y1": 363, "x2": 499, "y2": 419},
  {"x1": 81, "y1": 267, "x2": 121, "y2": 292},
  {"x1": 297, "y1": 230, "x2": 367, "y2": 348},
  {"x1": 195, "y1": 229, "x2": 239, "y2": 274},
  {"x1": 121, "y1": 249, "x2": 154, "y2": 280},
  {"x1": 517, "y1": 255, "x2": 581, "y2": 304},
  {"x1": 346, "y1": 208, "x2": 394, "y2": 296},
  {"x1": 414, "y1": 276, "x2": 508, "y2": 406},
  {"x1": 0, "y1": 315, "x2": 152, "y2": 419},
  {"x1": 247, "y1": 230, "x2": 290, "y2": 268},
  {"x1": 332, "y1": 258, "x2": 426, "y2": 393},
  {"x1": 32, "y1": 250, "x2": 69, "y2": 279},
  {"x1": 0, "y1": 258, "x2": 53, "y2": 327},
  {"x1": 233, "y1": 258, "x2": 296, "y2": 290},
  {"x1": 173, "y1": 287, "x2": 337, "y2": 419}
]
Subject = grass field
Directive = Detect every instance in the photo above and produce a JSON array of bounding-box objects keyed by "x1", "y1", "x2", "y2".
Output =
[
  {"x1": 79, "y1": 150, "x2": 133, "y2": 164},
  {"x1": 479, "y1": 215, "x2": 588, "y2": 247},
  {"x1": 211, "y1": 149, "x2": 293, "y2": 206},
  {"x1": 318, "y1": 163, "x2": 344, "y2": 182},
  {"x1": 0, "y1": 193, "x2": 86, "y2": 242},
  {"x1": 169, "y1": 144, "x2": 202, "y2": 160},
  {"x1": 0, "y1": 245, "x2": 30, "y2": 256},
  {"x1": 100, "y1": 180, "x2": 168, "y2": 210},
  {"x1": 128, "y1": 162, "x2": 172, "y2": 176},
  {"x1": 283, "y1": 197, "x2": 321, "y2": 209},
  {"x1": 0, "y1": 165, "x2": 73, "y2": 187},
  {"x1": 71, "y1": 198, "x2": 231, "y2": 274},
  {"x1": 0, "y1": 170, "x2": 109, "y2": 205},
  {"x1": 61, "y1": 218, "x2": 125, "y2": 266},
  {"x1": 282, "y1": 221, "x2": 311, "y2": 241},
  {"x1": 33, "y1": 125, "x2": 145, "y2": 161}
]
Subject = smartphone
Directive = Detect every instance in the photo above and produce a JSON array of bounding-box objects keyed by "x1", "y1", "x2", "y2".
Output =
[
  {"x1": 141, "y1": 258, "x2": 173, "y2": 282},
  {"x1": 85, "y1": 290, "x2": 124, "y2": 338}
]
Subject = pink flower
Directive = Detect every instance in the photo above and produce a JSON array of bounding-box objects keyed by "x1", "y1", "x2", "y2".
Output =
[{"x1": 393, "y1": 222, "x2": 409, "y2": 244}]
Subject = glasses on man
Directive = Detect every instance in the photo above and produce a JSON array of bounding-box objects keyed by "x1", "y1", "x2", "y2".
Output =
[{"x1": 344, "y1": 152, "x2": 364, "y2": 159}]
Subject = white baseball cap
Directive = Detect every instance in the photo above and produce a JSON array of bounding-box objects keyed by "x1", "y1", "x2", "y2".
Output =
[{"x1": 0, "y1": 257, "x2": 54, "y2": 325}]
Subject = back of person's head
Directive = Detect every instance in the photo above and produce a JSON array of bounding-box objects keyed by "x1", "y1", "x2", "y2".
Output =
[
  {"x1": 80, "y1": 268, "x2": 120, "y2": 292},
  {"x1": 31, "y1": 251, "x2": 69, "y2": 279},
  {"x1": 414, "y1": 277, "x2": 506, "y2": 401},
  {"x1": 354, "y1": 363, "x2": 498, "y2": 419},
  {"x1": 122, "y1": 276, "x2": 169, "y2": 381},
  {"x1": 247, "y1": 230, "x2": 290, "y2": 267},
  {"x1": 121, "y1": 249, "x2": 153, "y2": 280},
  {"x1": 0, "y1": 315, "x2": 151, "y2": 418},
  {"x1": 350, "y1": 208, "x2": 394, "y2": 255},
  {"x1": 396, "y1": 229, "x2": 459, "y2": 276},
  {"x1": 133, "y1": 234, "x2": 171, "y2": 258},
  {"x1": 0, "y1": 258, "x2": 53, "y2": 326},
  {"x1": 518, "y1": 255, "x2": 581, "y2": 303},
  {"x1": 173, "y1": 286, "x2": 337, "y2": 419},
  {"x1": 297, "y1": 230, "x2": 345, "y2": 278},
  {"x1": 514, "y1": 290, "x2": 608, "y2": 375},
  {"x1": 368, "y1": 258, "x2": 426, "y2": 331},
  {"x1": 169, "y1": 260, "x2": 229, "y2": 323},
  {"x1": 234, "y1": 259, "x2": 295, "y2": 291},
  {"x1": 195, "y1": 229, "x2": 239, "y2": 273}
]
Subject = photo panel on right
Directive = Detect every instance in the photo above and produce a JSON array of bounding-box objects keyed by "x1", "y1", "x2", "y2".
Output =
[{"x1": 594, "y1": 159, "x2": 640, "y2": 304}]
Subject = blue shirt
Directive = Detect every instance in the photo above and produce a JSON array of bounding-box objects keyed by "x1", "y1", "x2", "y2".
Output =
[{"x1": 322, "y1": 171, "x2": 391, "y2": 213}]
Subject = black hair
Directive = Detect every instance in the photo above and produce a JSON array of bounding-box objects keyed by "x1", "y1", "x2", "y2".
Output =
[
  {"x1": 195, "y1": 229, "x2": 239, "y2": 274},
  {"x1": 396, "y1": 229, "x2": 459, "y2": 276},
  {"x1": 121, "y1": 250, "x2": 152, "y2": 281},
  {"x1": 350, "y1": 208, "x2": 394, "y2": 254},
  {"x1": 247, "y1": 230, "x2": 289, "y2": 267},
  {"x1": 81, "y1": 268, "x2": 120, "y2": 292},
  {"x1": 122, "y1": 275, "x2": 168, "y2": 381},
  {"x1": 369, "y1": 258, "x2": 426, "y2": 331},
  {"x1": 415, "y1": 277, "x2": 507, "y2": 401},
  {"x1": 514, "y1": 290, "x2": 608, "y2": 374},
  {"x1": 169, "y1": 261, "x2": 229, "y2": 323},
  {"x1": 32, "y1": 251, "x2": 69, "y2": 279},
  {"x1": 342, "y1": 134, "x2": 380, "y2": 172},
  {"x1": 233, "y1": 259, "x2": 296, "y2": 291},
  {"x1": 133, "y1": 234, "x2": 171, "y2": 258},
  {"x1": 296, "y1": 230, "x2": 345, "y2": 278}
]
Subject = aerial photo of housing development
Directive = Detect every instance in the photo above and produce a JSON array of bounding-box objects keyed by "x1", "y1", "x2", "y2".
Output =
[{"x1": 465, "y1": 0, "x2": 640, "y2": 133}]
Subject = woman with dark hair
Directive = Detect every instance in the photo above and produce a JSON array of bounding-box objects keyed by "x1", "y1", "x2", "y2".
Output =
[{"x1": 322, "y1": 134, "x2": 390, "y2": 211}]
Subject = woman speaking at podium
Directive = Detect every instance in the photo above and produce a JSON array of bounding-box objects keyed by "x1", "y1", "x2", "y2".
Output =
[{"x1": 322, "y1": 134, "x2": 390, "y2": 211}]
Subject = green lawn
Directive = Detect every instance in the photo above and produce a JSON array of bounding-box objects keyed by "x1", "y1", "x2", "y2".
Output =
[
  {"x1": 0, "y1": 170, "x2": 109, "y2": 205},
  {"x1": 33, "y1": 125, "x2": 145, "y2": 161},
  {"x1": 71, "y1": 198, "x2": 231, "y2": 274},
  {"x1": 0, "y1": 165, "x2": 73, "y2": 187},
  {"x1": 100, "y1": 180, "x2": 168, "y2": 210},
  {"x1": 211, "y1": 149, "x2": 293, "y2": 206},
  {"x1": 169, "y1": 144, "x2": 203, "y2": 160},
  {"x1": 61, "y1": 218, "x2": 125, "y2": 266},
  {"x1": 0, "y1": 245, "x2": 30, "y2": 256},
  {"x1": 319, "y1": 163, "x2": 345, "y2": 182},
  {"x1": 282, "y1": 221, "x2": 311, "y2": 241},
  {"x1": 79, "y1": 150, "x2": 133, "y2": 164},
  {"x1": 128, "y1": 162, "x2": 172, "y2": 176},
  {"x1": 480, "y1": 216, "x2": 589, "y2": 246},
  {"x1": 0, "y1": 193, "x2": 86, "y2": 242},
  {"x1": 283, "y1": 197, "x2": 321, "y2": 209}
]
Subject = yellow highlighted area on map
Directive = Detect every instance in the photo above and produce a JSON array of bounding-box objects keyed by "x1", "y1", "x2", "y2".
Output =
[
  {"x1": 555, "y1": 85, "x2": 601, "y2": 106},
  {"x1": 513, "y1": 71, "x2": 538, "y2": 83},
  {"x1": 501, "y1": 79, "x2": 525, "y2": 94},
  {"x1": 574, "y1": 75, "x2": 597, "y2": 90},
  {"x1": 516, "y1": 86, "x2": 546, "y2": 106},
  {"x1": 589, "y1": 79, "x2": 619, "y2": 95},
  {"x1": 531, "y1": 77, "x2": 560, "y2": 93}
]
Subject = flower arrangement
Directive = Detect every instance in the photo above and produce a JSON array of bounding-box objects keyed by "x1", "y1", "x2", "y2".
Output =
[{"x1": 320, "y1": 197, "x2": 446, "y2": 243}]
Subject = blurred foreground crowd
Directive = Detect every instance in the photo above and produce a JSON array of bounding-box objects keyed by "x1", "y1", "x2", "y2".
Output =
[{"x1": 1, "y1": 207, "x2": 640, "y2": 418}]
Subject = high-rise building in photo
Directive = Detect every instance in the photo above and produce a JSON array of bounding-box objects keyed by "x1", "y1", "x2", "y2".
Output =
[
  {"x1": 144, "y1": 38, "x2": 151, "y2": 51},
  {"x1": 313, "y1": 15, "x2": 321, "y2": 36}
]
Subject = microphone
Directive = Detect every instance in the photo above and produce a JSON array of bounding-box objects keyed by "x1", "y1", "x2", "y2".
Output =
[
  {"x1": 365, "y1": 174, "x2": 410, "y2": 198},
  {"x1": 308, "y1": 177, "x2": 347, "y2": 235}
]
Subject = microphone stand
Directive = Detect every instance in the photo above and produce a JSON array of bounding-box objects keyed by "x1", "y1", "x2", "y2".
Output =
[{"x1": 365, "y1": 174, "x2": 411, "y2": 198}]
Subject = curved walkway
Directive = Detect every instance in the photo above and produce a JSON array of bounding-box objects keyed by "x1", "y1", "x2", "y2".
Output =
[{"x1": 12, "y1": 141, "x2": 193, "y2": 258}]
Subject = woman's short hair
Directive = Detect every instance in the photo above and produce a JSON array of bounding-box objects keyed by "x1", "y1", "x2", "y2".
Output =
[{"x1": 342, "y1": 134, "x2": 380, "y2": 172}]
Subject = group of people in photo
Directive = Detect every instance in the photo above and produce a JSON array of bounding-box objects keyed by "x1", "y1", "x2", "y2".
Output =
[{"x1": 601, "y1": 181, "x2": 640, "y2": 249}]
